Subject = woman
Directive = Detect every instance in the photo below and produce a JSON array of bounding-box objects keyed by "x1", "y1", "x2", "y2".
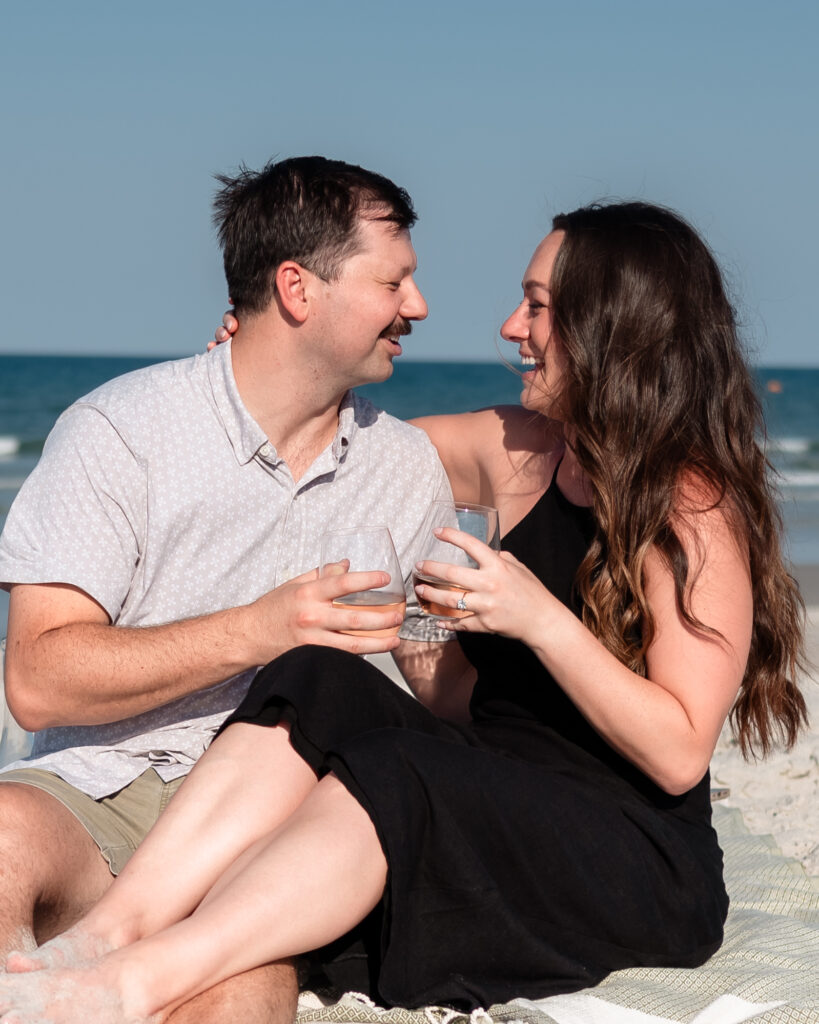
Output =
[{"x1": 0, "y1": 202, "x2": 806, "y2": 1023}]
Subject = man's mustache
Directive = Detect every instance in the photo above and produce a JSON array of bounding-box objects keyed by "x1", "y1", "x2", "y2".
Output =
[{"x1": 382, "y1": 318, "x2": 412, "y2": 338}]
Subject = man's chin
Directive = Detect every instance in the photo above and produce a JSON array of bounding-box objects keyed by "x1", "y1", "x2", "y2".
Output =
[{"x1": 370, "y1": 359, "x2": 396, "y2": 384}]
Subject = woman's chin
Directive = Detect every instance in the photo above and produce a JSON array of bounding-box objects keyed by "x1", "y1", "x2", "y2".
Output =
[{"x1": 520, "y1": 386, "x2": 549, "y2": 415}]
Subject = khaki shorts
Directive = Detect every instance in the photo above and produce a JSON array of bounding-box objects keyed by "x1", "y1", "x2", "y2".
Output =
[{"x1": 0, "y1": 767, "x2": 186, "y2": 875}]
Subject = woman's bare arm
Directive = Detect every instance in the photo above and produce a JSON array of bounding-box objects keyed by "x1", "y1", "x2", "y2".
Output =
[{"x1": 414, "y1": 487, "x2": 752, "y2": 794}]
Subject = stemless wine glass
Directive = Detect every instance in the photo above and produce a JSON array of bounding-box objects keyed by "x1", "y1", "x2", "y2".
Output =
[
  {"x1": 319, "y1": 526, "x2": 406, "y2": 637},
  {"x1": 414, "y1": 501, "x2": 500, "y2": 620}
]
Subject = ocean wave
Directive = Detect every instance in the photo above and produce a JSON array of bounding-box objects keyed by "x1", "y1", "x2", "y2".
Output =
[
  {"x1": 0, "y1": 436, "x2": 20, "y2": 458},
  {"x1": 769, "y1": 437, "x2": 815, "y2": 454},
  {"x1": 780, "y1": 471, "x2": 819, "y2": 489}
]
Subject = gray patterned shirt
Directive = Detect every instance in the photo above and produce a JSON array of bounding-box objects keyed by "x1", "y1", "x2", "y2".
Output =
[{"x1": 0, "y1": 341, "x2": 451, "y2": 797}]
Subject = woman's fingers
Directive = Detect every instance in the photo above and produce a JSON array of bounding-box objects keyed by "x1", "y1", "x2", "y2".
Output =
[
  {"x1": 415, "y1": 558, "x2": 482, "y2": 589},
  {"x1": 432, "y1": 526, "x2": 496, "y2": 566}
]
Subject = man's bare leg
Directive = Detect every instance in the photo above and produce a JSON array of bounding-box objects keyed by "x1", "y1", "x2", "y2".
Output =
[
  {"x1": 0, "y1": 777, "x2": 385, "y2": 1024},
  {"x1": 0, "y1": 775, "x2": 300, "y2": 1024},
  {"x1": 7, "y1": 722, "x2": 318, "y2": 972},
  {"x1": 164, "y1": 962, "x2": 298, "y2": 1024},
  {"x1": 0, "y1": 783, "x2": 113, "y2": 961}
]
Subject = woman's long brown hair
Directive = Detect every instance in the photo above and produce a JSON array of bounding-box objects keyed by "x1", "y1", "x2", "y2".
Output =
[{"x1": 550, "y1": 202, "x2": 807, "y2": 757}]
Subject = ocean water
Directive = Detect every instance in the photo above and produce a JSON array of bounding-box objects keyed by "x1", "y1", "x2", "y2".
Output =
[{"x1": 1, "y1": 356, "x2": 819, "y2": 634}]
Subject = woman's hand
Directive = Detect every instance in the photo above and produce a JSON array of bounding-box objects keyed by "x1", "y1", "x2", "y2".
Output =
[
  {"x1": 414, "y1": 527, "x2": 565, "y2": 645},
  {"x1": 417, "y1": 503, "x2": 753, "y2": 797},
  {"x1": 207, "y1": 310, "x2": 239, "y2": 351}
]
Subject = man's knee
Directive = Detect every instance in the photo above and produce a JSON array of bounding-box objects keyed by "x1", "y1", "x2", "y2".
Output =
[{"x1": 0, "y1": 782, "x2": 112, "y2": 929}]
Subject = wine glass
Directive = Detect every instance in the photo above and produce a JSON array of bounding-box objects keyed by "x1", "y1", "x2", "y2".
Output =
[
  {"x1": 414, "y1": 501, "x2": 500, "y2": 620},
  {"x1": 319, "y1": 526, "x2": 406, "y2": 637}
]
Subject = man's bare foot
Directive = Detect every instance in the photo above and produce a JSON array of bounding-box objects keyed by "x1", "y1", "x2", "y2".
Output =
[
  {"x1": 0, "y1": 962, "x2": 158, "y2": 1024},
  {"x1": 5, "y1": 925, "x2": 115, "y2": 974}
]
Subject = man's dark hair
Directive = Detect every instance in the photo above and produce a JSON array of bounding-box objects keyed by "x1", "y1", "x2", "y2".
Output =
[{"x1": 213, "y1": 155, "x2": 417, "y2": 315}]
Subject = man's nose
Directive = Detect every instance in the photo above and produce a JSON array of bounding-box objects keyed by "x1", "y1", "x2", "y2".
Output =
[{"x1": 401, "y1": 280, "x2": 428, "y2": 322}]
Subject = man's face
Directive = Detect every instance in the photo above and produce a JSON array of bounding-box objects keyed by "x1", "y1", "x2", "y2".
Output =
[{"x1": 309, "y1": 215, "x2": 428, "y2": 388}]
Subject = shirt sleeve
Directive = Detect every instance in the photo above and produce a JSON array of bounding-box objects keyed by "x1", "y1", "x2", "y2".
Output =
[{"x1": 0, "y1": 403, "x2": 146, "y2": 622}]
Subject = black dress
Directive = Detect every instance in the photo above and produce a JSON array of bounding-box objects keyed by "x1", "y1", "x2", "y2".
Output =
[{"x1": 221, "y1": 474, "x2": 728, "y2": 1010}]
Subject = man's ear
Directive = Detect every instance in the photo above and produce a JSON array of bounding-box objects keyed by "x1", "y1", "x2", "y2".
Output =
[{"x1": 274, "y1": 261, "x2": 310, "y2": 323}]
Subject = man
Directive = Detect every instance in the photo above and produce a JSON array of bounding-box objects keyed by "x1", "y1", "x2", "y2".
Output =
[{"x1": 0, "y1": 156, "x2": 451, "y2": 1021}]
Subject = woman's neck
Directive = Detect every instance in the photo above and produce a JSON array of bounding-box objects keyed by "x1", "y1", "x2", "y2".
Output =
[{"x1": 556, "y1": 438, "x2": 593, "y2": 507}]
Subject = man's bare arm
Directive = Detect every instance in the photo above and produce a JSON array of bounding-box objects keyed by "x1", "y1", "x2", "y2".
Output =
[
  {"x1": 5, "y1": 571, "x2": 404, "y2": 731},
  {"x1": 392, "y1": 639, "x2": 476, "y2": 723}
]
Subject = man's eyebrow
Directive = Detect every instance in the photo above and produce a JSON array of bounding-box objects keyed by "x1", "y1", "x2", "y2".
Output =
[{"x1": 379, "y1": 260, "x2": 417, "y2": 279}]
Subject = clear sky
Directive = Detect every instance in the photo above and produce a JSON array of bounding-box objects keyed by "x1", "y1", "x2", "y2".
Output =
[{"x1": 1, "y1": 0, "x2": 817, "y2": 364}]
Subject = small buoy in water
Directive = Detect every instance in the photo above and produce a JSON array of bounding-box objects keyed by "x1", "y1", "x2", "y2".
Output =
[
  {"x1": 0, "y1": 436, "x2": 20, "y2": 457},
  {"x1": 766, "y1": 379, "x2": 783, "y2": 394}
]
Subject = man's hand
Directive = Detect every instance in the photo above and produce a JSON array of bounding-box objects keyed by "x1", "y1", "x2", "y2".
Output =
[{"x1": 241, "y1": 567, "x2": 404, "y2": 665}]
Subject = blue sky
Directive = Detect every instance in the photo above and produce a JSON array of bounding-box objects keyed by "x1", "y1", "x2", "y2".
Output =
[{"x1": 1, "y1": 0, "x2": 817, "y2": 364}]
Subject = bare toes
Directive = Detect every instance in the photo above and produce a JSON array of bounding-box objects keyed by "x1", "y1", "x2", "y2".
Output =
[{"x1": 3, "y1": 955, "x2": 44, "y2": 975}]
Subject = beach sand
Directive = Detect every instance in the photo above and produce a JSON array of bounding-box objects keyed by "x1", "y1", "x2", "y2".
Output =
[{"x1": 710, "y1": 563, "x2": 819, "y2": 877}]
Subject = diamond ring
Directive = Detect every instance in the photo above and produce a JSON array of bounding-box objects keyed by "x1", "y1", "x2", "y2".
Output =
[{"x1": 456, "y1": 594, "x2": 468, "y2": 612}]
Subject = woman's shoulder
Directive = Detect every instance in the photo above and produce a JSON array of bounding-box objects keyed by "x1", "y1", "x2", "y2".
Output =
[
  {"x1": 411, "y1": 406, "x2": 560, "y2": 459},
  {"x1": 410, "y1": 406, "x2": 563, "y2": 506}
]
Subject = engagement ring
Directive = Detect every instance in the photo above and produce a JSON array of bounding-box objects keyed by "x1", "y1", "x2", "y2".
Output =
[{"x1": 457, "y1": 594, "x2": 468, "y2": 612}]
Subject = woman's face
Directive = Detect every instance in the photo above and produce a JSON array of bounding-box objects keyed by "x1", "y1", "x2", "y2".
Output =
[{"x1": 501, "y1": 230, "x2": 568, "y2": 418}]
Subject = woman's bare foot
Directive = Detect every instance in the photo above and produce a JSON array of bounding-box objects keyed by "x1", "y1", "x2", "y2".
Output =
[
  {"x1": 1, "y1": 929, "x2": 36, "y2": 971},
  {"x1": 5, "y1": 925, "x2": 115, "y2": 974},
  {"x1": 0, "y1": 961, "x2": 159, "y2": 1024}
]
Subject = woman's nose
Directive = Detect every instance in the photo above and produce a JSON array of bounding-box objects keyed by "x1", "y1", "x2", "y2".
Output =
[{"x1": 500, "y1": 304, "x2": 527, "y2": 343}]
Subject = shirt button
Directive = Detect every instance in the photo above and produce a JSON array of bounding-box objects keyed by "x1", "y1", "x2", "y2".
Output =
[{"x1": 260, "y1": 443, "x2": 272, "y2": 457}]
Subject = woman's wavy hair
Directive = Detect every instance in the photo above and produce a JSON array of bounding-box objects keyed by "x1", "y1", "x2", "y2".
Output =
[{"x1": 549, "y1": 201, "x2": 807, "y2": 757}]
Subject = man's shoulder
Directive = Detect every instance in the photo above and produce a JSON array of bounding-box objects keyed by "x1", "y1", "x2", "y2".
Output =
[
  {"x1": 77, "y1": 353, "x2": 207, "y2": 419},
  {"x1": 350, "y1": 392, "x2": 437, "y2": 453},
  {"x1": 56, "y1": 353, "x2": 218, "y2": 455}
]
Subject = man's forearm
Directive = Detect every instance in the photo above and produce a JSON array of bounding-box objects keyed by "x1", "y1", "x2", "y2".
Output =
[
  {"x1": 4, "y1": 605, "x2": 260, "y2": 730},
  {"x1": 5, "y1": 569, "x2": 405, "y2": 731}
]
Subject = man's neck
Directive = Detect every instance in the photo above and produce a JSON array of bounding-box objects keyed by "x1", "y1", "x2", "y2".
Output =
[{"x1": 229, "y1": 320, "x2": 346, "y2": 482}]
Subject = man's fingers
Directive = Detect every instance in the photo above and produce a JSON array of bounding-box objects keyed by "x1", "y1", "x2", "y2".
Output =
[
  {"x1": 322, "y1": 570, "x2": 392, "y2": 598},
  {"x1": 319, "y1": 560, "x2": 350, "y2": 578},
  {"x1": 288, "y1": 567, "x2": 321, "y2": 585},
  {"x1": 329, "y1": 632, "x2": 402, "y2": 655}
]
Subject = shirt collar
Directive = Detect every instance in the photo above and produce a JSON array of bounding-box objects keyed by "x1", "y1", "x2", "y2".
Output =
[
  {"x1": 333, "y1": 392, "x2": 355, "y2": 460},
  {"x1": 206, "y1": 340, "x2": 269, "y2": 465},
  {"x1": 207, "y1": 340, "x2": 356, "y2": 467}
]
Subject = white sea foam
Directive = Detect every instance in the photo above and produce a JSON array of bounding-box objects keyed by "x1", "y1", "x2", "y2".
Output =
[
  {"x1": 771, "y1": 436, "x2": 813, "y2": 454},
  {"x1": 0, "y1": 436, "x2": 20, "y2": 457},
  {"x1": 780, "y1": 471, "x2": 819, "y2": 488}
]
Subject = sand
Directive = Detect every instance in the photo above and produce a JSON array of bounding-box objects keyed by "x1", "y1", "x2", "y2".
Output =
[{"x1": 710, "y1": 564, "x2": 819, "y2": 878}]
